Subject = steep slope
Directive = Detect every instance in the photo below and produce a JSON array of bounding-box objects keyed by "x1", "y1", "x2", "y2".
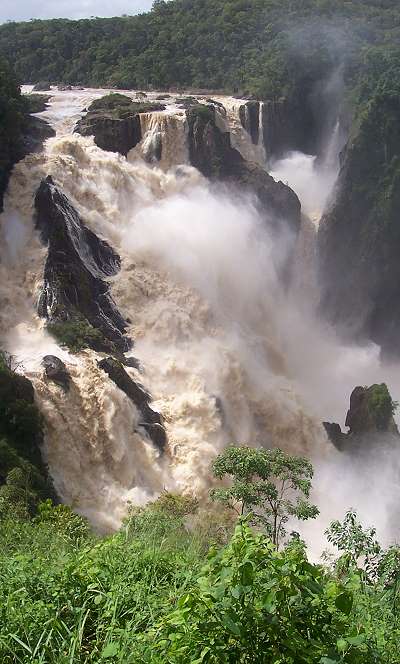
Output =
[{"x1": 318, "y1": 91, "x2": 400, "y2": 356}]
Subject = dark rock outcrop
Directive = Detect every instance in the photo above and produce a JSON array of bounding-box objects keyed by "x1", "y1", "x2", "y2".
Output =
[
  {"x1": 42, "y1": 355, "x2": 71, "y2": 391},
  {"x1": 239, "y1": 101, "x2": 260, "y2": 145},
  {"x1": 186, "y1": 104, "x2": 301, "y2": 234},
  {"x1": 262, "y1": 99, "x2": 295, "y2": 160},
  {"x1": 318, "y1": 94, "x2": 400, "y2": 356},
  {"x1": 323, "y1": 383, "x2": 399, "y2": 451},
  {"x1": 98, "y1": 357, "x2": 167, "y2": 451},
  {"x1": 0, "y1": 358, "x2": 42, "y2": 470},
  {"x1": 32, "y1": 81, "x2": 52, "y2": 91},
  {"x1": 22, "y1": 116, "x2": 55, "y2": 154},
  {"x1": 35, "y1": 176, "x2": 130, "y2": 353},
  {"x1": 75, "y1": 94, "x2": 165, "y2": 156}
]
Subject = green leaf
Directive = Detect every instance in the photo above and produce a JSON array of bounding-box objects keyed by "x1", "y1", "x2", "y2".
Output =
[
  {"x1": 101, "y1": 642, "x2": 119, "y2": 658},
  {"x1": 347, "y1": 634, "x2": 366, "y2": 646},
  {"x1": 221, "y1": 614, "x2": 241, "y2": 636},
  {"x1": 240, "y1": 560, "x2": 254, "y2": 586},
  {"x1": 335, "y1": 591, "x2": 353, "y2": 615},
  {"x1": 337, "y1": 638, "x2": 348, "y2": 652}
]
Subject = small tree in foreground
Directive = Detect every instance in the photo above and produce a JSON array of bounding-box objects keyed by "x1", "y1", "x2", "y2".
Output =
[{"x1": 210, "y1": 446, "x2": 319, "y2": 547}]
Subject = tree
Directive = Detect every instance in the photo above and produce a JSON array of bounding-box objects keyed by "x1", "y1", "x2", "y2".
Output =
[
  {"x1": 326, "y1": 509, "x2": 383, "y2": 580},
  {"x1": 210, "y1": 446, "x2": 319, "y2": 547}
]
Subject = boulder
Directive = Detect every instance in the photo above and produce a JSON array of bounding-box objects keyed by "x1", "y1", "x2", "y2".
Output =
[
  {"x1": 35, "y1": 176, "x2": 130, "y2": 353},
  {"x1": 75, "y1": 94, "x2": 165, "y2": 156},
  {"x1": 42, "y1": 355, "x2": 71, "y2": 391},
  {"x1": 98, "y1": 357, "x2": 167, "y2": 451},
  {"x1": 32, "y1": 81, "x2": 52, "y2": 91},
  {"x1": 186, "y1": 104, "x2": 301, "y2": 235}
]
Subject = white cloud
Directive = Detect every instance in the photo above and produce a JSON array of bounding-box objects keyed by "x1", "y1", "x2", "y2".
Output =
[{"x1": 0, "y1": 0, "x2": 154, "y2": 23}]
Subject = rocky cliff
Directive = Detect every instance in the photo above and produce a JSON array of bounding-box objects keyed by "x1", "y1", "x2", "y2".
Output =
[
  {"x1": 187, "y1": 104, "x2": 301, "y2": 235},
  {"x1": 318, "y1": 93, "x2": 400, "y2": 356},
  {"x1": 35, "y1": 176, "x2": 130, "y2": 353},
  {"x1": 0, "y1": 352, "x2": 53, "y2": 513},
  {"x1": 75, "y1": 94, "x2": 165, "y2": 156}
]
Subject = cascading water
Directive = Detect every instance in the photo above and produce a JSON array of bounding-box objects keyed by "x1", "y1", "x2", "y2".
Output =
[
  {"x1": 1, "y1": 88, "x2": 400, "y2": 547},
  {"x1": 215, "y1": 97, "x2": 267, "y2": 166},
  {"x1": 130, "y1": 111, "x2": 189, "y2": 168}
]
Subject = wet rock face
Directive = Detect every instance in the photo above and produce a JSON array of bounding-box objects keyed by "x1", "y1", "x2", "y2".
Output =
[
  {"x1": 98, "y1": 357, "x2": 167, "y2": 452},
  {"x1": 186, "y1": 104, "x2": 301, "y2": 235},
  {"x1": 22, "y1": 116, "x2": 55, "y2": 155},
  {"x1": 74, "y1": 94, "x2": 165, "y2": 156},
  {"x1": 42, "y1": 355, "x2": 71, "y2": 391},
  {"x1": 262, "y1": 99, "x2": 294, "y2": 159},
  {"x1": 239, "y1": 101, "x2": 260, "y2": 145},
  {"x1": 324, "y1": 383, "x2": 399, "y2": 451},
  {"x1": 76, "y1": 112, "x2": 142, "y2": 156},
  {"x1": 318, "y1": 94, "x2": 400, "y2": 357},
  {"x1": 0, "y1": 362, "x2": 43, "y2": 470},
  {"x1": 35, "y1": 176, "x2": 130, "y2": 353}
]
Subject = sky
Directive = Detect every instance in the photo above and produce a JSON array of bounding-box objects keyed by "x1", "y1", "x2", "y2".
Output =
[{"x1": 0, "y1": 0, "x2": 154, "y2": 23}]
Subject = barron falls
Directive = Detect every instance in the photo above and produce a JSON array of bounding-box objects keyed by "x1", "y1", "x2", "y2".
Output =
[{"x1": 0, "y1": 86, "x2": 399, "y2": 548}]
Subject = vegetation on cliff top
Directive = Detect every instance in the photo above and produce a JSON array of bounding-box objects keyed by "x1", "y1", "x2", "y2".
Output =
[
  {"x1": 0, "y1": 0, "x2": 399, "y2": 100},
  {"x1": 0, "y1": 58, "x2": 26, "y2": 209},
  {"x1": 0, "y1": 352, "x2": 53, "y2": 518}
]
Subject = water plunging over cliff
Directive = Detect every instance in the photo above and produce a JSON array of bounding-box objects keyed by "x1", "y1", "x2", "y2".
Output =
[
  {"x1": 1, "y1": 89, "x2": 399, "y2": 544},
  {"x1": 130, "y1": 111, "x2": 189, "y2": 168}
]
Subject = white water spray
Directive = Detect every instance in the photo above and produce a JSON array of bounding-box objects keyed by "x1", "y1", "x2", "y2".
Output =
[{"x1": 0, "y1": 89, "x2": 399, "y2": 547}]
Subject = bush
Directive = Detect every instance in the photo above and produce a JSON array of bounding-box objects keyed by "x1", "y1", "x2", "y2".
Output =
[
  {"x1": 47, "y1": 316, "x2": 106, "y2": 353},
  {"x1": 153, "y1": 521, "x2": 373, "y2": 663}
]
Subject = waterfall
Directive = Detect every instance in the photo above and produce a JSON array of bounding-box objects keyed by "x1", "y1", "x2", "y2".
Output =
[
  {"x1": 217, "y1": 98, "x2": 266, "y2": 166},
  {"x1": 2, "y1": 89, "x2": 400, "y2": 542},
  {"x1": 130, "y1": 111, "x2": 189, "y2": 168}
]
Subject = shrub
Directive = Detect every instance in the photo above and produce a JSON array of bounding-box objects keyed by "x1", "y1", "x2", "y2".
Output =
[{"x1": 47, "y1": 316, "x2": 105, "y2": 352}]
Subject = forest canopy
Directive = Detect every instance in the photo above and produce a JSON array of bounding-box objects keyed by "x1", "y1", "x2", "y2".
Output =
[{"x1": 0, "y1": 0, "x2": 399, "y2": 101}]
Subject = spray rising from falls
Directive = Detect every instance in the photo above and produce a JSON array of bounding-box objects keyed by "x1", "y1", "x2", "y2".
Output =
[{"x1": 1, "y1": 90, "x2": 399, "y2": 545}]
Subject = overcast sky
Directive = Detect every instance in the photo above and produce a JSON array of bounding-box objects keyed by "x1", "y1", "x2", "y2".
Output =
[{"x1": 0, "y1": 0, "x2": 155, "y2": 23}]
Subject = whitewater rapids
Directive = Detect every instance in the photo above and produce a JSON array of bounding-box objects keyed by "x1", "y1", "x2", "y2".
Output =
[{"x1": 0, "y1": 89, "x2": 399, "y2": 548}]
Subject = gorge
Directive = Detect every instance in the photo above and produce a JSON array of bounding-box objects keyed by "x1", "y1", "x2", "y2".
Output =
[
  {"x1": 1, "y1": 2, "x2": 400, "y2": 659},
  {"x1": 0, "y1": 85, "x2": 399, "y2": 547}
]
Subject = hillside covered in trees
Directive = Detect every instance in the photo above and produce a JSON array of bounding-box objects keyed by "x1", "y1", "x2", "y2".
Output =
[{"x1": 0, "y1": 0, "x2": 399, "y2": 100}]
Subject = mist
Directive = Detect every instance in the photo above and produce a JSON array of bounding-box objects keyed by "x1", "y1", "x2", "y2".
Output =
[{"x1": 1, "y1": 88, "x2": 399, "y2": 550}]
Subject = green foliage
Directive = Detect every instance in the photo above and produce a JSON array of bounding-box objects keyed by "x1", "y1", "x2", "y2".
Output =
[
  {"x1": 211, "y1": 446, "x2": 319, "y2": 547},
  {"x1": 0, "y1": 350, "x2": 52, "y2": 514},
  {"x1": 24, "y1": 92, "x2": 51, "y2": 113},
  {"x1": 36, "y1": 499, "x2": 91, "y2": 545},
  {"x1": 87, "y1": 93, "x2": 134, "y2": 111},
  {"x1": 326, "y1": 510, "x2": 382, "y2": 579},
  {"x1": 0, "y1": 57, "x2": 25, "y2": 209},
  {"x1": 47, "y1": 316, "x2": 106, "y2": 353},
  {"x1": 0, "y1": 494, "x2": 398, "y2": 662},
  {"x1": 1, "y1": 0, "x2": 399, "y2": 103},
  {"x1": 366, "y1": 384, "x2": 398, "y2": 430},
  {"x1": 154, "y1": 521, "x2": 371, "y2": 663}
]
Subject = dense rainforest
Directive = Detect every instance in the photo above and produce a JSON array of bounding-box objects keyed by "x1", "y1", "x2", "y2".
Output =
[
  {"x1": 0, "y1": 0, "x2": 399, "y2": 98},
  {"x1": 0, "y1": 59, "x2": 26, "y2": 210}
]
